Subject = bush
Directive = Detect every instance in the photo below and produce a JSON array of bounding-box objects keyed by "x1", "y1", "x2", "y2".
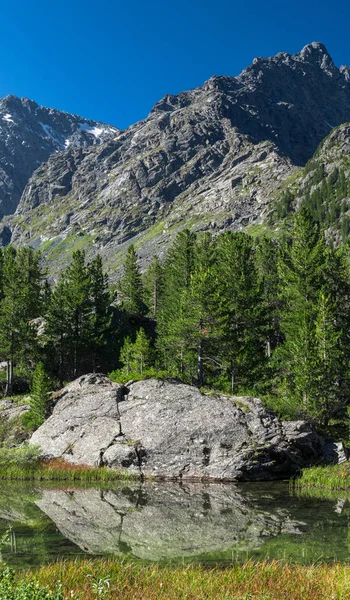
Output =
[
  {"x1": 0, "y1": 566, "x2": 63, "y2": 599},
  {"x1": 108, "y1": 367, "x2": 169, "y2": 385},
  {"x1": 0, "y1": 445, "x2": 41, "y2": 469}
]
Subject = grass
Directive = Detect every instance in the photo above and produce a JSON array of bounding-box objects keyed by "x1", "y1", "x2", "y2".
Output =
[
  {"x1": 295, "y1": 461, "x2": 350, "y2": 491},
  {"x1": 7, "y1": 558, "x2": 350, "y2": 599},
  {"x1": 0, "y1": 457, "x2": 138, "y2": 482}
]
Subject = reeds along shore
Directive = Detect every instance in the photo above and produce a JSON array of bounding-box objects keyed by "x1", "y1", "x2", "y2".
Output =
[
  {"x1": 295, "y1": 462, "x2": 350, "y2": 491},
  {"x1": 0, "y1": 459, "x2": 138, "y2": 482},
  {"x1": 1, "y1": 558, "x2": 349, "y2": 600}
]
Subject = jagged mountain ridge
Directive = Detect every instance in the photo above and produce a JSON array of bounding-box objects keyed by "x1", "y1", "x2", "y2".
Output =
[
  {"x1": 7, "y1": 42, "x2": 350, "y2": 274},
  {"x1": 0, "y1": 95, "x2": 118, "y2": 216}
]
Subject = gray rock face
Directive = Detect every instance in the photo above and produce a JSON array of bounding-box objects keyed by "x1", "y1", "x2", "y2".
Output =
[
  {"x1": 9, "y1": 43, "x2": 350, "y2": 275},
  {"x1": 30, "y1": 375, "x2": 341, "y2": 481},
  {"x1": 0, "y1": 398, "x2": 30, "y2": 445},
  {"x1": 0, "y1": 399, "x2": 29, "y2": 421},
  {"x1": 0, "y1": 95, "x2": 118, "y2": 216}
]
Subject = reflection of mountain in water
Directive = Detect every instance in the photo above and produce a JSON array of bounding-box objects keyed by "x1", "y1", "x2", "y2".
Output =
[{"x1": 36, "y1": 483, "x2": 306, "y2": 561}]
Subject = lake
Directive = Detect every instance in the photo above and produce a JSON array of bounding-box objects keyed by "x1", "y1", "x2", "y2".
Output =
[{"x1": 0, "y1": 481, "x2": 349, "y2": 569}]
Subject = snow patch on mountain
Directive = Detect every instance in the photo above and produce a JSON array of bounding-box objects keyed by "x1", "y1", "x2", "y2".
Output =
[
  {"x1": 2, "y1": 114, "x2": 14, "y2": 124},
  {"x1": 40, "y1": 123, "x2": 65, "y2": 147}
]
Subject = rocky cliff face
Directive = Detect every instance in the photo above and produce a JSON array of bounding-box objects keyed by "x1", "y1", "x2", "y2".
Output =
[
  {"x1": 30, "y1": 375, "x2": 345, "y2": 481},
  {"x1": 7, "y1": 42, "x2": 350, "y2": 274},
  {"x1": 5, "y1": 42, "x2": 350, "y2": 274},
  {"x1": 0, "y1": 94, "x2": 118, "y2": 216}
]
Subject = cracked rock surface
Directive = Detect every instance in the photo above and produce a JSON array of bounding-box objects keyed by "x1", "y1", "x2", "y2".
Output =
[{"x1": 30, "y1": 375, "x2": 344, "y2": 481}]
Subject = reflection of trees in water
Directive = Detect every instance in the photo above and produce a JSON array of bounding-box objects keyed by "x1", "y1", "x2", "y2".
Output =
[{"x1": 0, "y1": 486, "x2": 83, "y2": 569}]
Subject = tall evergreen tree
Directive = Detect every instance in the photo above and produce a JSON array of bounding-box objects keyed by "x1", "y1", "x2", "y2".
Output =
[
  {"x1": 118, "y1": 245, "x2": 146, "y2": 316},
  {"x1": 45, "y1": 277, "x2": 71, "y2": 385},
  {"x1": 143, "y1": 256, "x2": 163, "y2": 318},
  {"x1": 64, "y1": 250, "x2": 92, "y2": 377},
  {"x1": 276, "y1": 207, "x2": 329, "y2": 413},
  {"x1": 215, "y1": 232, "x2": 267, "y2": 392},
  {"x1": 157, "y1": 230, "x2": 197, "y2": 379},
  {"x1": 90, "y1": 254, "x2": 111, "y2": 371},
  {"x1": 0, "y1": 247, "x2": 43, "y2": 394}
]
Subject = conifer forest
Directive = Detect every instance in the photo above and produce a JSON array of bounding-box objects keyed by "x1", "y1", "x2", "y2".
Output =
[{"x1": 1, "y1": 206, "x2": 349, "y2": 436}]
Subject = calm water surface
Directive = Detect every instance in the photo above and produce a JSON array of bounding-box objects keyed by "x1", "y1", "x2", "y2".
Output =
[{"x1": 0, "y1": 481, "x2": 349, "y2": 568}]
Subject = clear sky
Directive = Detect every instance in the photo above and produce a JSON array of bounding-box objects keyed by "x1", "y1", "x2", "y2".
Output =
[{"x1": 0, "y1": 0, "x2": 349, "y2": 129}]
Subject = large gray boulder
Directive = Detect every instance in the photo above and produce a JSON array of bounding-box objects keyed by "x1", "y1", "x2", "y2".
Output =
[{"x1": 30, "y1": 375, "x2": 344, "y2": 481}]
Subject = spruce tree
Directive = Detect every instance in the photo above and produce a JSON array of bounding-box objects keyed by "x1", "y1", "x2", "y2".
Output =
[
  {"x1": 119, "y1": 328, "x2": 153, "y2": 375},
  {"x1": 118, "y1": 245, "x2": 146, "y2": 315},
  {"x1": 64, "y1": 250, "x2": 92, "y2": 377},
  {"x1": 214, "y1": 232, "x2": 267, "y2": 392},
  {"x1": 45, "y1": 277, "x2": 71, "y2": 385},
  {"x1": 277, "y1": 207, "x2": 328, "y2": 412},
  {"x1": 157, "y1": 230, "x2": 197, "y2": 379},
  {"x1": 90, "y1": 254, "x2": 111, "y2": 371},
  {"x1": 143, "y1": 256, "x2": 163, "y2": 318},
  {"x1": 0, "y1": 247, "x2": 43, "y2": 394},
  {"x1": 312, "y1": 292, "x2": 344, "y2": 427}
]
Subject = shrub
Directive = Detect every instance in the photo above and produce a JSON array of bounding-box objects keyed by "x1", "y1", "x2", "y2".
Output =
[
  {"x1": 108, "y1": 367, "x2": 168, "y2": 385},
  {"x1": 0, "y1": 566, "x2": 63, "y2": 599},
  {"x1": 0, "y1": 445, "x2": 41, "y2": 469}
]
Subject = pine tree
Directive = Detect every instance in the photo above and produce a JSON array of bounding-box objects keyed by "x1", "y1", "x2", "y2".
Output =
[
  {"x1": 23, "y1": 361, "x2": 52, "y2": 429},
  {"x1": 214, "y1": 232, "x2": 267, "y2": 392},
  {"x1": 277, "y1": 207, "x2": 328, "y2": 411},
  {"x1": 119, "y1": 328, "x2": 153, "y2": 375},
  {"x1": 45, "y1": 277, "x2": 71, "y2": 385},
  {"x1": 255, "y1": 236, "x2": 282, "y2": 358},
  {"x1": 64, "y1": 250, "x2": 92, "y2": 377},
  {"x1": 90, "y1": 254, "x2": 111, "y2": 371},
  {"x1": 312, "y1": 291, "x2": 344, "y2": 427},
  {"x1": 0, "y1": 247, "x2": 43, "y2": 394},
  {"x1": 157, "y1": 230, "x2": 197, "y2": 380},
  {"x1": 143, "y1": 256, "x2": 163, "y2": 318},
  {"x1": 118, "y1": 245, "x2": 146, "y2": 315}
]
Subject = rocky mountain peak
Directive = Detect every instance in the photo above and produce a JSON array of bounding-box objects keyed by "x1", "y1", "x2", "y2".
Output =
[
  {"x1": 5, "y1": 42, "x2": 350, "y2": 277},
  {"x1": 298, "y1": 42, "x2": 336, "y2": 74},
  {"x1": 0, "y1": 95, "x2": 118, "y2": 215}
]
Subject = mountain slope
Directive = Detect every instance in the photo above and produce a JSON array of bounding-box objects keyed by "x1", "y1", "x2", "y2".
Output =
[
  {"x1": 8, "y1": 42, "x2": 350, "y2": 274},
  {"x1": 270, "y1": 122, "x2": 350, "y2": 239},
  {"x1": 0, "y1": 95, "x2": 118, "y2": 215}
]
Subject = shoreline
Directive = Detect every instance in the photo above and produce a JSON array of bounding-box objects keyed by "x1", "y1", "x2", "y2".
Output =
[{"x1": 3, "y1": 557, "x2": 350, "y2": 600}]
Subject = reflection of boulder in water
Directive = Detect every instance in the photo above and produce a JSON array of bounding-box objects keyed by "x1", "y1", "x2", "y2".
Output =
[{"x1": 36, "y1": 484, "x2": 305, "y2": 561}]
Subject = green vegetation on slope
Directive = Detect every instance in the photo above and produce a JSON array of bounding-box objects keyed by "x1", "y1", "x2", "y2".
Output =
[{"x1": 1, "y1": 207, "x2": 350, "y2": 439}]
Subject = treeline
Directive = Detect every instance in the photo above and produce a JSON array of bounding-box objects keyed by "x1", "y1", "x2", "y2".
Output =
[
  {"x1": 1, "y1": 207, "x2": 350, "y2": 432},
  {"x1": 274, "y1": 162, "x2": 350, "y2": 238},
  {"x1": 0, "y1": 250, "x2": 112, "y2": 393},
  {"x1": 116, "y1": 207, "x2": 350, "y2": 432}
]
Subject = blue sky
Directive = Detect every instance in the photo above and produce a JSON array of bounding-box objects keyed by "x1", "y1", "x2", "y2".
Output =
[{"x1": 0, "y1": 0, "x2": 349, "y2": 129}]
